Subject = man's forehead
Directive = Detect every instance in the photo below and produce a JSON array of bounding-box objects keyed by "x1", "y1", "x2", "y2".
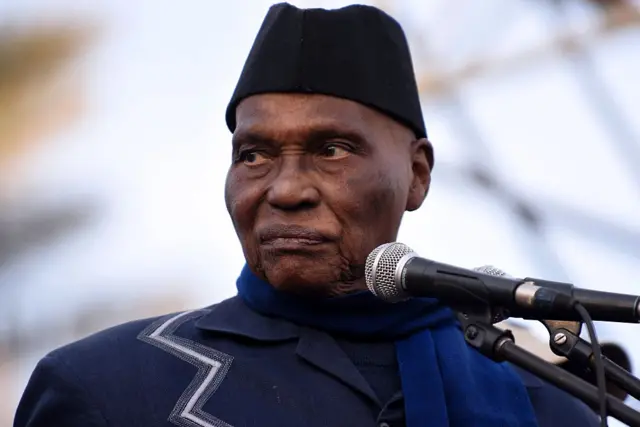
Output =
[
  {"x1": 232, "y1": 117, "x2": 368, "y2": 144},
  {"x1": 234, "y1": 93, "x2": 402, "y2": 138}
]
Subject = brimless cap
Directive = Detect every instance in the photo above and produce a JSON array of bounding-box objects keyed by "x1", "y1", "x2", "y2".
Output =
[{"x1": 225, "y1": 2, "x2": 427, "y2": 139}]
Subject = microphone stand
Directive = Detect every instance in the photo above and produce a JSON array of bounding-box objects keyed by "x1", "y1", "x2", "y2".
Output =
[
  {"x1": 457, "y1": 311, "x2": 640, "y2": 427},
  {"x1": 544, "y1": 321, "x2": 640, "y2": 401}
]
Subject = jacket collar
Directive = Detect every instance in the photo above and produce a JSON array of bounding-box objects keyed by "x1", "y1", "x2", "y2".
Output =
[{"x1": 195, "y1": 295, "x2": 300, "y2": 341}]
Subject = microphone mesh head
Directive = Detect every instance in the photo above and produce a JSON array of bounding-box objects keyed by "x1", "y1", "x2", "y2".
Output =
[
  {"x1": 365, "y1": 242, "x2": 415, "y2": 302},
  {"x1": 474, "y1": 265, "x2": 511, "y2": 278},
  {"x1": 473, "y1": 265, "x2": 513, "y2": 324}
]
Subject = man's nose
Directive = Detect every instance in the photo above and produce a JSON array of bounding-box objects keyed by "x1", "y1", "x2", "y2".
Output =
[{"x1": 266, "y1": 160, "x2": 320, "y2": 211}]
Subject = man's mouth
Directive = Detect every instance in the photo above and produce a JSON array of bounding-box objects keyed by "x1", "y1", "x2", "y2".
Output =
[
  {"x1": 264, "y1": 237, "x2": 325, "y2": 245},
  {"x1": 258, "y1": 225, "x2": 331, "y2": 247}
]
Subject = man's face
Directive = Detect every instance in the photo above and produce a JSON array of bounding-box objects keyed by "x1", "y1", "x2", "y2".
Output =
[{"x1": 225, "y1": 93, "x2": 431, "y2": 296}]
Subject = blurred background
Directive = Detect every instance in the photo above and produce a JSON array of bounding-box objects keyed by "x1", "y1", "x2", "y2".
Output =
[{"x1": 1, "y1": 0, "x2": 639, "y2": 425}]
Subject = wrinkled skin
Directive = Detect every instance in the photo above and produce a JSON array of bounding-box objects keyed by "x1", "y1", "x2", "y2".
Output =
[{"x1": 225, "y1": 93, "x2": 432, "y2": 297}]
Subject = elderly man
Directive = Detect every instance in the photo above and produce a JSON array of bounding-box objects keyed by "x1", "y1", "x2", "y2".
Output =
[{"x1": 15, "y1": 3, "x2": 600, "y2": 427}]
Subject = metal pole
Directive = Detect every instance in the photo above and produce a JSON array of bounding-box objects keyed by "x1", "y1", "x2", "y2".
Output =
[
  {"x1": 545, "y1": 1, "x2": 640, "y2": 192},
  {"x1": 431, "y1": 92, "x2": 574, "y2": 282}
]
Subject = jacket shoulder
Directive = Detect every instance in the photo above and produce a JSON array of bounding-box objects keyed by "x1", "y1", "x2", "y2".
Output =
[
  {"x1": 527, "y1": 377, "x2": 600, "y2": 427},
  {"x1": 511, "y1": 364, "x2": 600, "y2": 426},
  {"x1": 14, "y1": 304, "x2": 225, "y2": 427},
  {"x1": 14, "y1": 351, "x2": 110, "y2": 427}
]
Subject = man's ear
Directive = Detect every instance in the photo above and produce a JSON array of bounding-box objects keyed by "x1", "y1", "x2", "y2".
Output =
[{"x1": 406, "y1": 138, "x2": 433, "y2": 212}]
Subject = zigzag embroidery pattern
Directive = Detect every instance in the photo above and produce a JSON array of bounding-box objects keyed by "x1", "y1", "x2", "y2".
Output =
[{"x1": 138, "y1": 310, "x2": 234, "y2": 427}]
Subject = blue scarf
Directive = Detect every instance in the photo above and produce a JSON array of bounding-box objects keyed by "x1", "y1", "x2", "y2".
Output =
[{"x1": 236, "y1": 264, "x2": 538, "y2": 427}]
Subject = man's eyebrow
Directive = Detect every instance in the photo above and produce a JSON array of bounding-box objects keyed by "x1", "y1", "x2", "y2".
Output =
[
  {"x1": 231, "y1": 131, "x2": 276, "y2": 150},
  {"x1": 231, "y1": 125, "x2": 370, "y2": 150},
  {"x1": 304, "y1": 127, "x2": 369, "y2": 144}
]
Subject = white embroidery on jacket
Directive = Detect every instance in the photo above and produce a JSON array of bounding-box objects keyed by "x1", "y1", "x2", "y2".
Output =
[{"x1": 138, "y1": 310, "x2": 234, "y2": 427}]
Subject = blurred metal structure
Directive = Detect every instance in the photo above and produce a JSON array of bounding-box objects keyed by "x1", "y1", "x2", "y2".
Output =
[
  {"x1": 0, "y1": 22, "x2": 102, "y2": 370},
  {"x1": 0, "y1": 200, "x2": 98, "y2": 266},
  {"x1": 0, "y1": 23, "x2": 98, "y2": 264},
  {"x1": 371, "y1": 0, "x2": 640, "y2": 277},
  {"x1": 0, "y1": 24, "x2": 91, "y2": 173},
  {"x1": 413, "y1": 2, "x2": 640, "y2": 98}
]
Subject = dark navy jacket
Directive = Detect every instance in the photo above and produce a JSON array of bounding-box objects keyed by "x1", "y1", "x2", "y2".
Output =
[{"x1": 14, "y1": 296, "x2": 600, "y2": 427}]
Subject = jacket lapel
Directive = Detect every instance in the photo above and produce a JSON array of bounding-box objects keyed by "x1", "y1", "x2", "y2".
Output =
[
  {"x1": 197, "y1": 296, "x2": 381, "y2": 407},
  {"x1": 295, "y1": 327, "x2": 381, "y2": 407}
]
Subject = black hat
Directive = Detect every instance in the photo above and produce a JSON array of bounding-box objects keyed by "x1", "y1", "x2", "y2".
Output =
[{"x1": 225, "y1": 2, "x2": 426, "y2": 139}]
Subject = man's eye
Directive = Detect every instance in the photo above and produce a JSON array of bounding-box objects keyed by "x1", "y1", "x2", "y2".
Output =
[
  {"x1": 239, "y1": 150, "x2": 269, "y2": 165},
  {"x1": 321, "y1": 144, "x2": 350, "y2": 158}
]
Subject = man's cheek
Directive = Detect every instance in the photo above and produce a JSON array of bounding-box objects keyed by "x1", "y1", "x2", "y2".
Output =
[
  {"x1": 342, "y1": 175, "x2": 399, "y2": 218},
  {"x1": 226, "y1": 181, "x2": 258, "y2": 218}
]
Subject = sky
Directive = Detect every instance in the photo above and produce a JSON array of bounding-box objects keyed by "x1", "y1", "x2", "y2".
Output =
[{"x1": 2, "y1": 0, "x2": 640, "y2": 423}]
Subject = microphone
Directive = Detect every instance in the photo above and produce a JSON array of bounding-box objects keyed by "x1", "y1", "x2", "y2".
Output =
[{"x1": 365, "y1": 242, "x2": 640, "y2": 323}]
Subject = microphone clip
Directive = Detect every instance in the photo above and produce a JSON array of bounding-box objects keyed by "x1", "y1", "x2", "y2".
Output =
[{"x1": 456, "y1": 307, "x2": 515, "y2": 362}]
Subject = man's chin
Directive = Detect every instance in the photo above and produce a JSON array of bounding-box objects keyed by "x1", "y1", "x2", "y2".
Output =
[{"x1": 261, "y1": 256, "x2": 340, "y2": 296}]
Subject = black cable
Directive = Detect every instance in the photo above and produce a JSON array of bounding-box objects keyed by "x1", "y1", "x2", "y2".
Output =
[{"x1": 575, "y1": 302, "x2": 608, "y2": 427}]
